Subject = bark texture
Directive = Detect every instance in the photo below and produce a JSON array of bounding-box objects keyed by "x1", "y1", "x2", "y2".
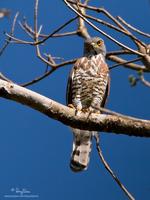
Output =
[{"x1": 0, "y1": 80, "x2": 149, "y2": 137}]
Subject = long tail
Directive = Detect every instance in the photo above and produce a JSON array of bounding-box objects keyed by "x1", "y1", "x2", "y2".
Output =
[{"x1": 70, "y1": 128, "x2": 94, "y2": 172}]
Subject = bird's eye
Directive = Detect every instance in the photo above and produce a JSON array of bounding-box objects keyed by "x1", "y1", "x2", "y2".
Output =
[{"x1": 97, "y1": 40, "x2": 103, "y2": 46}]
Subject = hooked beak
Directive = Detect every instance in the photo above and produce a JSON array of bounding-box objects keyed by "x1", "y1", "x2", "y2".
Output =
[
  {"x1": 91, "y1": 42, "x2": 101, "y2": 48},
  {"x1": 91, "y1": 42, "x2": 96, "y2": 47}
]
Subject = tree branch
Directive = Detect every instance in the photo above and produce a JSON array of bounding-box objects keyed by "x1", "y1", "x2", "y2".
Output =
[
  {"x1": 63, "y1": 0, "x2": 144, "y2": 56},
  {"x1": 107, "y1": 55, "x2": 148, "y2": 71},
  {"x1": 94, "y1": 134, "x2": 135, "y2": 200},
  {"x1": 0, "y1": 12, "x2": 19, "y2": 56},
  {"x1": 0, "y1": 79, "x2": 149, "y2": 137},
  {"x1": 117, "y1": 16, "x2": 150, "y2": 38}
]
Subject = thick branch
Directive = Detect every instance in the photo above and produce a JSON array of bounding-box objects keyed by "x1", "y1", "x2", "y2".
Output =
[{"x1": 0, "y1": 80, "x2": 149, "y2": 137}]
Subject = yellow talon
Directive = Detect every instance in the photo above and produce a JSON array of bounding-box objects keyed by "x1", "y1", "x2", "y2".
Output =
[{"x1": 68, "y1": 104, "x2": 75, "y2": 109}]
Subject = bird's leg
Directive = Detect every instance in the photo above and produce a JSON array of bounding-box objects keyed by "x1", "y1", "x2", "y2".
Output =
[
  {"x1": 82, "y1": 108, "x2": 89, "y2": 113},
  {"x1": 71, "y1": 93, "x2": 83, "y2": 116},
  {"x1": 68, "y1": 104, "x2": 75, "y2": 109},
  {"x1": 68, "y1": 103, "x2": 81, "y2": 116},
  {"x1": 86, "y1": 107, "x2": 99, "y2": 119},
  {"x1": 86, "y1": 97, "x2": 101, "y2": 118},
  {"x1": 75, "y1": 104, "x2": 82, "y2": 116}
]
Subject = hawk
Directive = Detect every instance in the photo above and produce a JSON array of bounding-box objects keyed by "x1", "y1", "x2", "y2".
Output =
[{"x1": 66, "y1": 37, "x2": 110, "y2": 172}]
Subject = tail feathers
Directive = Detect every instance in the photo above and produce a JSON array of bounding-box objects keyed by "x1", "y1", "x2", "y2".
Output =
[{"x1": 70, "y1": 129, "x2": 93, "y2": 172}]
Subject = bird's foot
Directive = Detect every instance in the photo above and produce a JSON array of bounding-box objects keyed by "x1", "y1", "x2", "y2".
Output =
[
  {"x1": 75, "y1": 106, "x2": 82, "y2": 116},
  {"x1": 68, "y1": 104, "x2": 75, "y2": 109},
  {"x1": 82, "y1": 108, "x2": 89, "y2": 113},
  {"x1": 87, "y1": 107, "x2": 101, "y2": 118},
  {"x1": 68, "y1": 104, "x2": 82, "y2": 116}
]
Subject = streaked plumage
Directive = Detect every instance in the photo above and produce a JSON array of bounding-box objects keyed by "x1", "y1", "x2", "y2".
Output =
[{"x1": 66, "y1": 37, "x2": 110, "y2": 172}]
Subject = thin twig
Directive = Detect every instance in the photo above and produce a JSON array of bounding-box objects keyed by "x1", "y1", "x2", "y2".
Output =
[
  {"x1": 107, "y1": 50, "x2": 131, "y2": 56},
  {"x1": 21, "y1": 68, "x2": 55, "y2": 87},
  {"x1": 21, "y1": 57, "x2": 77, "y2": 87},
  {"x1": 63, "y1": 0, "x2": 144, "y2": 56},
  {"x1": 73, "y1": 2, "x2": 146, "y2": 57},
  {"x1": 39, "y1": 31, "x2": 78, "y2": 38},
  {"x1": 94, "y1": 134, "x2": 135, "y2": 200},
  {"x1": 109, "y1": 57, "x2": 142, "y2": 70},
  {"x1": 140, "y1": 75, "x2": 150, "y2": 87},
  {"x1": 117, "y1": 16, "x2": 150, "y2": 38},
  {"x1": 76, "y1": 0, "x2": 90, "y2": 39},
  {"x1": 18, "y1": 21, "x2": 34, "y2": 38},
  {"x1": 107, "y1": 55, "x2": 147, "y2": 71},
  {"x1": 0, "y1": 12, "x2": 19, "y2": 56},
  {"x1": 67, "y1": 0, "x2": 128, "y2": 31},
  {"x1": 84, "y1": 14, "x2": 146, "y2": 48},
  {"x1": 35, "y1": 16, "x2": 78, "y2": 45},
  {"x1": 5, "y1": 33, "x2": 34, "y2": 44},
  {"x1": 20, "y1": 20, "x2": 78, "y2": 38},
  {"x1": 100, "y1": 107, "x2": 147, "y2": 121},
  {"x1": 34, "y1": 0, "x2": 39, "y2": 41},
  {"x1": 6, "y1": 16, "x2": 78, "y2": 46}
]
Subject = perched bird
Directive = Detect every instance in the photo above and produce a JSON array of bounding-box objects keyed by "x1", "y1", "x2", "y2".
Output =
[{"x1": 66, "y1": 37, "x2": 110, "y2": 172}]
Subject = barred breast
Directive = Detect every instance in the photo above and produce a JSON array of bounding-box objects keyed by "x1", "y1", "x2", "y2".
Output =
[{"x1": 71, "y1": 54, "x2": 109, "y2": 110}]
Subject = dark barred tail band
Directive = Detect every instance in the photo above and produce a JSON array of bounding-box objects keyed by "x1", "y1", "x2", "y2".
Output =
[
  {"x1": 70, "y1": 128, "x2": 93, "y2": 172},
  {"x1": 70, "y1": 160, "x2": 87, "y2": 172}
]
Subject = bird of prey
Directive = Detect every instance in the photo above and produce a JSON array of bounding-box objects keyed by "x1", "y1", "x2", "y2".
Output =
[{"x1": 66, "y1": 37, "x2": 110, "y2": 172}]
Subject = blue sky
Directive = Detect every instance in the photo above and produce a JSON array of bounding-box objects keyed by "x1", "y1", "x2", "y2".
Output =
[{"x1": 0, "y1": 0, "x2": 150, "y2": 200}]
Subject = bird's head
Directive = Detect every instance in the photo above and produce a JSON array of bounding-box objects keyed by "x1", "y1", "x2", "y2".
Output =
[{"x1": 84, "y1": 37, "x2": 106, "y2": 57}]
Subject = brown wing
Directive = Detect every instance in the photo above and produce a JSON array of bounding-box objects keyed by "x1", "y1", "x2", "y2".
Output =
[
  {"x1": 101, "y1": 75, "x2": 110, "y2": 108},
  {"x1": 66, "y1": 58, "x2": 87, "y2": 105},
  {"x1": 66, "y1": 67, "x2": 74, "y2": 105},
  {"x1": 97, "y1": 58, "x2": 110, "y2": 108},
  {"x1": 66, "y1": 56, "x2": 110, "y2": 108}
]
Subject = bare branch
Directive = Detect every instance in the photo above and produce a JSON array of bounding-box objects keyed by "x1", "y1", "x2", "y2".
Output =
[
  {"x1": 35, "y1": 16, "x2": 78, "y2": 45},
  {"x1": 76, "y1": 0, "x2": 90, "y2": 39},
  {"x1": 117, "y1": 16, "x2": 150, "y2": 38},
  {"x1": 109, "y1": 57, "x2": 142, "y2": 70},
  {"x1": 63, "y1": 0, "x2": 144, "y2": 56},
  {"x1": 140, "y1": 75, "x2": 150, "y2": 87},
  {"x1": 107, "y1": 50, "x2": 132, "y2": 56},
  {"x1": 20, "y1": 68, "x2": 55, "y2": 87},
  {"x1": 0, "y1": 79, "x2": 149, "y2": 137},
  {"x1": 20, "y1": 20, "x2": 78, "y2": 38},
  {"x1": 34, "y1": 0, "x2": 39, "y2": 41},
  {"x1": 5, "y1": 33, "x2": 34, "y2": 45},
  {"x1": 67, "y1": 0, "x2": 128, "y2": 31},
  {"x1": 20, "y1": 58, "x2": 77, "y2": 87},
  {"x1": 107, "y1": 55, "x2": 148, "y2": 71},
  {"x1": 84, "y1": 14, "x2": 146, "y2": 48},
  {"x1": 6, "y1": 16, "x2": 78, "y2": 46},
  {"x1": 95, "y1": 135, "x2": 135, "y2": 200},
  {"x1": 42, "y1": 31, "x2": 78, "y2": 38},
  {"x1": 18, "y1": 21, "x2": 34, "y2": 39},
  {"x1": 0, "y1": 12, "x2": 19, "y2": 56}
]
